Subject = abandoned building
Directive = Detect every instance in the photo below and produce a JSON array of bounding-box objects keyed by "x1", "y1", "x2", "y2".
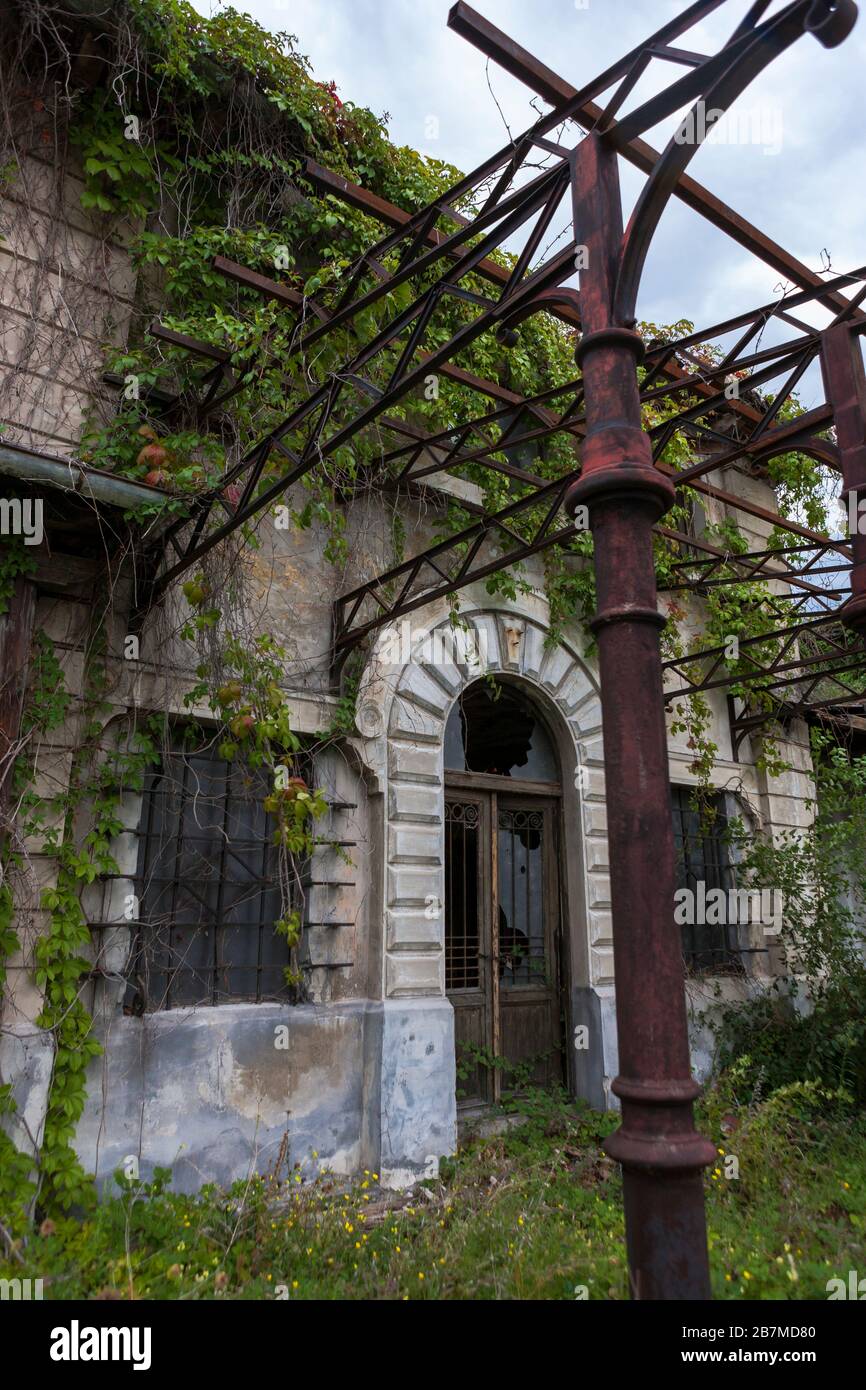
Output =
[{"x1": 1, "y1": 0, "x2": 863, "y2": 1216}]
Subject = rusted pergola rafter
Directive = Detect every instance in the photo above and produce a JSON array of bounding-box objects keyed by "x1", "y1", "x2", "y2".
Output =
[
  {"x1": 662, "y1": 536, "x2": 849, "y2": 608},
  {"x1": 662, "y1": 610, "x2": 861, "y2": 700},
  {"x1": 150, "y1": 277, "x2": 855, "y2": 651}
]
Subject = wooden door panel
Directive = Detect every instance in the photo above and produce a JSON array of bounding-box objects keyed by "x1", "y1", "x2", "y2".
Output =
[
  {"x1": 500, "y1": 995, "x2": 563, "y2": 1088},
  {"x1": 453, "y1": 1000, "x2": 488, "y2": 1105}
]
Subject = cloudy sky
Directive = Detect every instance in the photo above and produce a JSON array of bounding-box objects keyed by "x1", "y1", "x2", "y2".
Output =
[{"x1": 190, "y1": 0, "x2": 866, "y2": 412}]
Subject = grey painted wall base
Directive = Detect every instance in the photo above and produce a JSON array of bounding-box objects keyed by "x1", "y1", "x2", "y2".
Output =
[
  {"x1": 69, "y1": 996, "x2": 457, "y2": 1194},
  {"x1": 571, "y1": 986, "x2": 603, "y2": 1110},
  {"x1": 368, "y1": 997, "x2": 457, "y2": 1189}
]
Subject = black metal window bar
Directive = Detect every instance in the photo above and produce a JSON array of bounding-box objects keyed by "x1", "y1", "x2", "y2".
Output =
[
  {"x1": 444, "y1": 800, "x2": 481, "y2": 991},
  {"x1": 498, "y1": 806, "x2": 547, "y2": 986},
  {"x1": 127, "y1": 736, "x2": 309, "y2": 1010},
  {"x1": 670, "y1": 785, "x2": 743, "y2": 974}
]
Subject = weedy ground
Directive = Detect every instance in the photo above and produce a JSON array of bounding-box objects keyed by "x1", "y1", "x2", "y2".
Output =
[{"x1": 2, "y1": 1079, "x2": 864, "y2": 1300}]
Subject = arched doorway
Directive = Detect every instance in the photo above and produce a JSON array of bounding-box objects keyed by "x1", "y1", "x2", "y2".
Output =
[{"x1": 444, "y1": 680, "x2": 566, "y2": 1108}]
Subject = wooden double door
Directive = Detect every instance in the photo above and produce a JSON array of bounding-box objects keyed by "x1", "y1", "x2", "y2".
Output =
[{"x1": 444, "y1": 776, "x2": 565, "y2": 1107}]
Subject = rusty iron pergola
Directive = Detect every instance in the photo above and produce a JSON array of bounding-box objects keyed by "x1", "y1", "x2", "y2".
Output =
[{"x1": 143, "y1": 0, "x2": 865, "y2": 1297}]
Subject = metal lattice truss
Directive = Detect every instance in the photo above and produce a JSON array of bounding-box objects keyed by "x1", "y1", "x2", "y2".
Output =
[{"x1": 142, "y1": 0, "x2": 866, "y2": 739}]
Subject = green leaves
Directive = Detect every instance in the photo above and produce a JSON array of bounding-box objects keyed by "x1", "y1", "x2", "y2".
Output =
[
  {"x1": 0, "y1": 535, "x2": 37, "y2": 616},
  {"x1": 72, "y1": 103, "x2": 162, "y2": 220},
  {"x1": 33, "y1": 859, "x2": 102, "y2": 1211}
]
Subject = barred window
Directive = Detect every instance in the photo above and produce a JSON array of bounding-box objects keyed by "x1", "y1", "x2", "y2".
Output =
[
  {"x1": 671, "y1": 785, "x2": 743, "y2": 974},
  {"x1": 126, "y1": 737, "x2": 302, "y2": 1011}
]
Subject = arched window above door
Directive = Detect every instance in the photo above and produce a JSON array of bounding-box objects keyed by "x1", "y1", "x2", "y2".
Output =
[{"x1": 444, "y1": 681, "x2": 558, "y2": 781}]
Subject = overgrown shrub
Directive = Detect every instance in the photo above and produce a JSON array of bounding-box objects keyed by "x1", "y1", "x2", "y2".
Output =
[
  {"x1": 710, "y1": 732, "x2": 866, "y2": 1102},
  {"x1": 714, "y1": 975, "x2": 866, "y2": 1104}
]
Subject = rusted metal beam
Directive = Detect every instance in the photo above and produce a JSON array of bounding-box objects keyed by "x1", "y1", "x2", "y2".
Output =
[
  {"x1": 139, "y1": 7, "x2": 848, "y2": 591},
  {"x1": 675, "y1": 648, "x2": 866, "y2": 703},
  {"x1": 661, "y1": 536, "x2": 849, "y2": 600},
  {"x1": 333, "y1": 474, "x2": 578, "y2": 652},
  {"x1": 666, "y1": 463, "x2": 845, "y2": 552},
  {"x1": 148, "y1": 301, "x2": 847, "y2": 633},
  {"x1": 301, "y1": 158, "x2": 772, "y2": 432},
  {"x1": 663, "y1": 611, "x2": 859, "y2": 701},
  {"x1": 331, "y1": 499, "x2": 847, "y2": 660},
  {"x1": 305, "y1": 161, "x2": 516, "y2": 295},
  {"x1": 148, "y1": 236, "x2": 578, "y2": 597},
  {"x1": 148, "y1": 323, "x2": 230, "y2": 362}
]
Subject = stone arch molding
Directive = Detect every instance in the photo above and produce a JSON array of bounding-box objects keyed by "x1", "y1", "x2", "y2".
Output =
[{"x1": 354, "y1": 607, "x2": 613, "y2": 1002}]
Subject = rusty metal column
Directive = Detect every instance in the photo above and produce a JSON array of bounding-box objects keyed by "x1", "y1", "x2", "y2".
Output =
[
  {"x1": 565, "y1": 134, "x2": 715, "y2": 1300},
  {"x1": 820, "y1": 324, "x2": 866, "y2": 640}
]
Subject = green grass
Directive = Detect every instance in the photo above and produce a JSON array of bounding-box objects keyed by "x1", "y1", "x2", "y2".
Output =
[{"x1": 3, "y1": 1080, "x2": 864, "y2": 1300}]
